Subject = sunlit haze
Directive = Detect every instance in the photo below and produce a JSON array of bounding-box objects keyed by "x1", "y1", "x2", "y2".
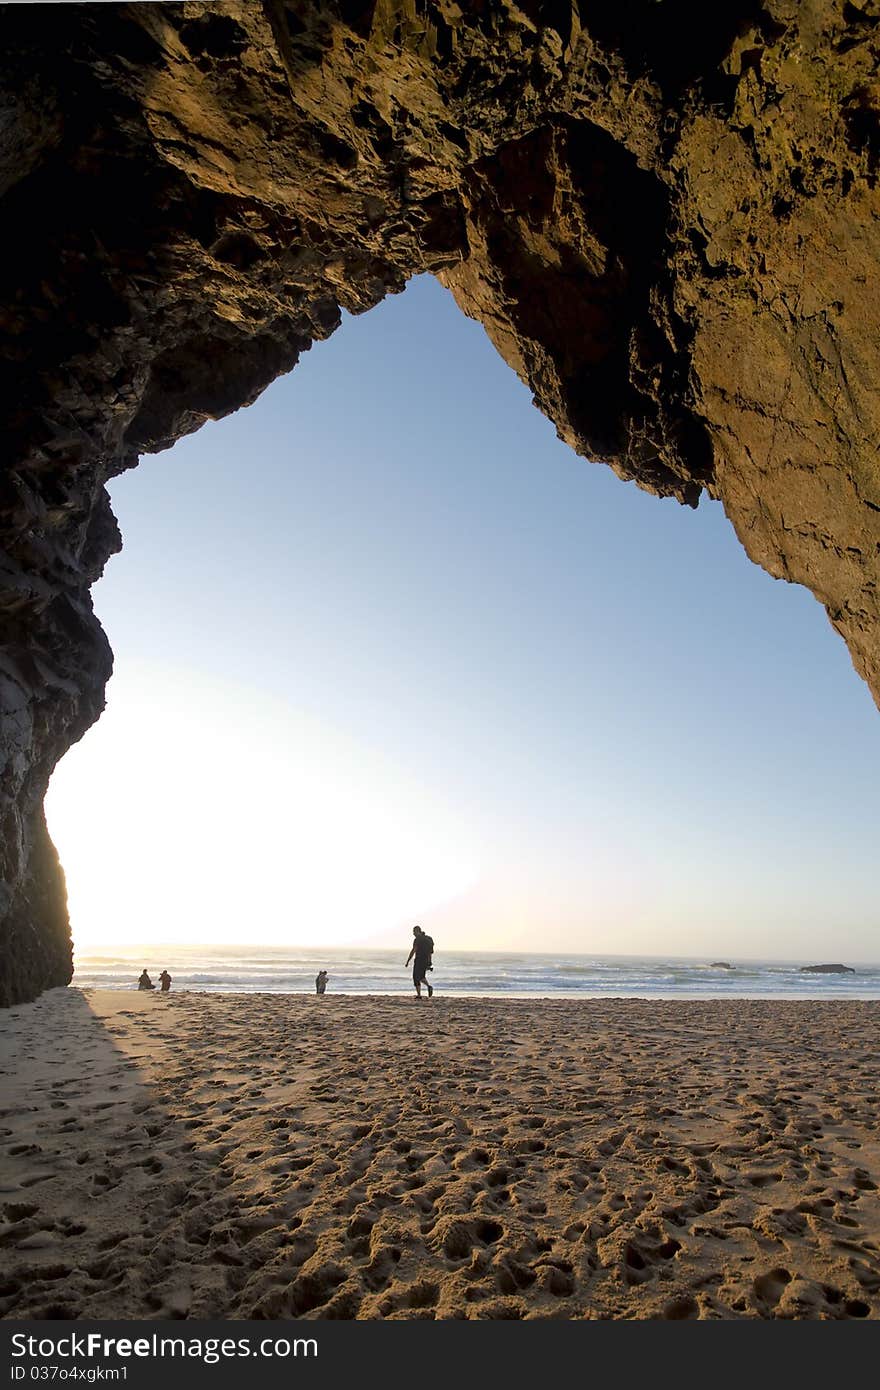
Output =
[{"x1": 45, "y1": 277, "x2": 880, "y2": 962}]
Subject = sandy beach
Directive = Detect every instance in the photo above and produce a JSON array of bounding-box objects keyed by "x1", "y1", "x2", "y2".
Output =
[{"x1": 1, "y1": 989, "x2": 878, "y2": 1320}]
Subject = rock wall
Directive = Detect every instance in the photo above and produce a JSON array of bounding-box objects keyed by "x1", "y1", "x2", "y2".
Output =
[{"x1": 1, "y1": 1, "x2": 878, "y2": 1004}]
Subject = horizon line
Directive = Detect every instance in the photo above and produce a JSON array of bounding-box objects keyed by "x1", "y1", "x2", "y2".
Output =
[{"x1": 72, "y1": 944, "x2": 880, "y2": 967}]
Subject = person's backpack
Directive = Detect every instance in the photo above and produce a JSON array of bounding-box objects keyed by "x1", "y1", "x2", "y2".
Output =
[{"x1": 423, "y1": 935, "x2": 434, "y2": 957}]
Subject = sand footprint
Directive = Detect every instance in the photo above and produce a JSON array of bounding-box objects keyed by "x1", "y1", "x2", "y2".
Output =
[
  {"x1": 662, "y1": 1294, "x2": 699, "y2": 1318},
  {"x1": 752, "y1": 1266, "x2": 792, "y2": 1310}
]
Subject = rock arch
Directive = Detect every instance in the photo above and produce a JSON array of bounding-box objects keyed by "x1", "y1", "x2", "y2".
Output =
[{"x1": 1, "y1": 1, "x2": 878, "y2": 1003}]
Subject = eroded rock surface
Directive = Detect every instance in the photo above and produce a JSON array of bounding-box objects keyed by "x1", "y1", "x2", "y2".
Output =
[{"x1": 1, "y1": 1, "x2": 878, "y2": 1003}]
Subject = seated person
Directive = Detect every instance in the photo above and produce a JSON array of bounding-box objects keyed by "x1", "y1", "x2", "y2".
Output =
[{"x1": 138, "y1": 969, "x2": 155, "y2": 991}]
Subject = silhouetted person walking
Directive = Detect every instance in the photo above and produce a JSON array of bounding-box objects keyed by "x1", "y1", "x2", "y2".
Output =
[
  {"x1": 315, "y1": 969, "x2": 328, "y2": 995},
  {"x1": 159, "y1": 970, "x2": 172, "y2": 993},
  {"x1": 138, "y1": 969, "x2": 155, "y2": 991},
  {"x1": 405, "y1": 925, "x2": 434, "y2": 998}
]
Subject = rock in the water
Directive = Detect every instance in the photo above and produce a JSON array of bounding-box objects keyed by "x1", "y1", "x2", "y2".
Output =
[
  {"x1": 1, "y1": 2, "x2": 880, "y2": 1004},
  {"x1": 799, "y1": 964, "x2": 856, "y2": 974},
  {"x1": 710, "y1": 962, "x2": 733, "y2": 970}
]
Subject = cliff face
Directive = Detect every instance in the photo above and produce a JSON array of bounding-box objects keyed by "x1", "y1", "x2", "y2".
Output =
[{"x1": 1, "y1": 1, "x2": 878, "y2": 1004}]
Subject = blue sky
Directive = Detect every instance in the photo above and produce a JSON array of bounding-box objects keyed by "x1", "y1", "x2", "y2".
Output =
[{"x1": 46, "y1": 275, "x2": 880, "y2": 960}]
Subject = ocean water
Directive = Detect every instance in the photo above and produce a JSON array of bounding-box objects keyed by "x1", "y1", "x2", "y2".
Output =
[{"x1": 71, "y1": 945, "x2": 880, "y2": 1000}]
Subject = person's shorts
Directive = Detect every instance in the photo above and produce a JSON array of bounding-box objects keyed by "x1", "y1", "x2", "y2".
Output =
[{"x1": 413, "y1": 962, "x2": 429, "y2": 985}]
